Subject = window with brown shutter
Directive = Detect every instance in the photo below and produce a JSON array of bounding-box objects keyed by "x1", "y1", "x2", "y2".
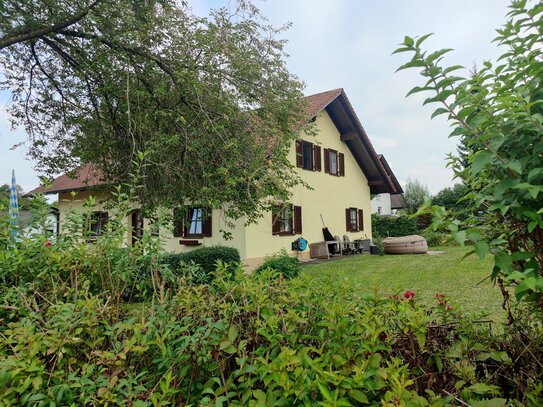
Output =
[
  {"x1": 295, "y1": 140, "x2": 303, "y2": 168},
  {"x1": 294, "y1": 206, "x2": 302, "y2": 234},
  {"x1": 358, "y1": 209, "x2": 364, "y2": 231},
  {"x1": 313, "y1": 145, "x2": 321, "y2": 171},
  {"x1": 324, "y1": 148, "x2": 330, "y2": 173},
  {"x1": 345, "y1": 208, "x2": 359, "y2": 232},
  {"x1": 338, "y1": 153, "x2": 345, "y2": 176},
  {"x1": 173, "y1": 206, "x2": 212, "y2": 238},
  {"x1": 90, "y1": 211, "x2": 108, "y2": 238},
  {"x1": 296, "y1": 140, "x2": 317, "y2": 171},
  {"x1": 272, "y1": 205, "x2": 296, "y2": 235}
]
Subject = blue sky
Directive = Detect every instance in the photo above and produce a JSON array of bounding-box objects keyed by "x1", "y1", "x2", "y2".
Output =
[{"x1": 0, "y1": 0, "x2": 510, "y2": 193}]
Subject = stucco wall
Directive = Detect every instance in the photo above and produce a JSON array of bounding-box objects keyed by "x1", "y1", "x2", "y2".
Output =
[
  {"x1": 371, "y1": 193, "x2": 392, "y2": 215},
  {"x1": 57, "y1": 191, "x2": 246, "y2": 259},
  {"x1": 244, "y1": 110, "x2": 373, "y2": 266}
]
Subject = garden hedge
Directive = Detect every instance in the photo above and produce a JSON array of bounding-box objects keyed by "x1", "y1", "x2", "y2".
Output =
[{"x1": 371, "y1": 214, "x2": 418, "y2": 238}]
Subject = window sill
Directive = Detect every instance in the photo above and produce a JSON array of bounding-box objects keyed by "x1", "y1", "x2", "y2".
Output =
[{"x1": 179, "y1": 240, "x2": 202, "y2": 246}]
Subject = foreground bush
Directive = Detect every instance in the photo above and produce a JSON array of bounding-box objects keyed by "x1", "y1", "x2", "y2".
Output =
[
  {"x1": 254, "y1": 251, "x2": 301, "y2": 279},
  {"x1": 2, "y1": 267, "x2": 543, "y2": 405},
  {"x1": 1, "y1": 195, "x2": 542, "y2": 405},
  {"x1": 161, "y1": 246, "x2": 240, "y2": 284}
]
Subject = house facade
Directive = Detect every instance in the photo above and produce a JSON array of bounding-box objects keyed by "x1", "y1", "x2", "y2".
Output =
[
  {"x1": 370, "y1": 155, "x2": 405, "y2": 216},
  {"x1": 28, "y1": 89, "x2": 400, "y2": 269}
]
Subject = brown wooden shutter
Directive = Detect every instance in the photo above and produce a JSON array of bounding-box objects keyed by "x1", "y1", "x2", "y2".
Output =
[
  {"x1": 173, "y1": 208, "x2": 184, "y2": 237},
  {"x1": 100, "y1": 212, "x2": 109, "y2": 235},
  {"x1": 272, "y1": 206, "x2": 281, "y2": 235},
  {"x1": 313, "y1": 145, "x2": 321, "y2": 171},
  {"x1": 358, "y1": 209, "x2": 364, "y2": 232},
  {"x1": 202, "y1": 207, "x2": 212, "y2": 237},
  {"x1": 324, "y1": 148, "x2": 330, "y2": 173},
  {"x1": 131, "y1": 209, "x2": 144, "y2": 245},
  {"x1": 345, "y1": 208, "x2": 351, "y2": 232},
  {"x1": 338, "y1": 153, "x2": 345, "y2": 176},
  {"x1": 294, "y1": 205, "x2": 302, "y2": 234},
  {"x1": 295, "y1": 140, "x2": 303, "y2": 168}
]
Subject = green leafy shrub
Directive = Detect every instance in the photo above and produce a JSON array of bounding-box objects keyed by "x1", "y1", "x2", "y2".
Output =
[
  {"x1": 172, "y1": 246, "x2": 240, "y2": 282},
  {"x1": 395, "y1": 1, "x2": 543, "y2": 311},
  {"x1": 254, "y1": 251, "x2": 301, "y2": 279},
  {"x1": 2, "y1": 186, "x2": 541, "y2": 405},
  {"x1": 422, "y1": 231, "x2": 455, "y2": 247},
  {"x1": 372, "y1": 214, "x2": 418, "y2": 237}
]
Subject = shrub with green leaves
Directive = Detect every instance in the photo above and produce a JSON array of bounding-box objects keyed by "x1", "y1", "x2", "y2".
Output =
[
  {"x1": 395, "y1": 0, "x2": 543, "y2": 313},
  {"x1": 1, "y1": 184, "x2": 541, "y2": 405},
  {"x1": 166, "y1": 246, "x2": 240, "y2": 283},
  {"x1": 372, "y1": 214, "x2": 418, "y2": 238},
  {"x1": 254, "y1": 251, "x2": 301, "y2": 279}
]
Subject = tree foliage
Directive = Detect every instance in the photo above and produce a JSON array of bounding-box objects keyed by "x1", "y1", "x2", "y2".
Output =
[
  {"x1": 403, "y1": 178, "x2": 430, "y2": 214},
  {"x1": 395, "y1": 0, "x2": 543, "y2": 314},
  {"x1": 0, "y1": 184, "x2": 33, "y2": 211},
  {"x1": 0, "y1": 0, "x2": 308, "y2": 222}
]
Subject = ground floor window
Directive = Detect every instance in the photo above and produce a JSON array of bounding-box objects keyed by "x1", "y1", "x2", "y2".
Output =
[
  {"x1": 90, "y1": 211, "x2": 108, "y2": 238},
  {"x1": 272, "y1": 204, "x2": 302, "y2": 235},
  {"x1": 345, "y1": 207, "x2": 364, "y2": 232},
  {"x1": 173, "y1": 207, "x2": 212, "y2": 238}
]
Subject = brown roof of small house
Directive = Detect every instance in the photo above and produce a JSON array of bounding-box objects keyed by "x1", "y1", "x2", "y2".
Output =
[
  {"x1": 390, "y1": 193, "x2": 406, "y2": 209},
  {"x1": 27, "y1": 88, "x2": 399, "y2": 195},
  {"x1": 26, "y1": 164, "x2": 103, "y2": 196}
]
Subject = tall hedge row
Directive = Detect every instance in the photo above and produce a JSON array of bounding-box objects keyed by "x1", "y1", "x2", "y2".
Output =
[{"x1": 372, "y1": 215, "x2": 418, "y2": 238}]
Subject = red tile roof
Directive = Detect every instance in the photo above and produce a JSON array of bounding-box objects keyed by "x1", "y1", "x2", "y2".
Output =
[
  {"x1": 26, "y1": 164, "x2": 103, "y2": 195},
  {"x1": 303, "y1": 88, "x2": 343, "y2": 119}
]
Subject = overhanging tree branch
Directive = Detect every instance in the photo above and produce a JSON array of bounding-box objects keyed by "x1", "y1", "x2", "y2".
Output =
[{"x1": 0, "y1": 0, "x2": 101, "y2": 50}]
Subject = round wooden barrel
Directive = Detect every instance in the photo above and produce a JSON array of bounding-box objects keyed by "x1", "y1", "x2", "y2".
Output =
[{"x1": 382, "y1": 235, "x2": 428, "y2": 254}]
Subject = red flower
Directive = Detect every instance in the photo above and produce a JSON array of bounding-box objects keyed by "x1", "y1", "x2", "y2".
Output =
[
  {"x1": 44, "y1": 241, "x2": 52, "y2": 247},
  {"x1": 388, "y1": 294, "x2": 393, "y2": 299},
  {"x1": 438, "y1": 300, "x2": 443, "y2": 306},
  {"x1": 447, "y1": 305, "x2": 452, "y2": 311},
  {"x1": 435, "y1": 293, "x2": 440, "y2": 299},
  {"x1": 279, "y1": 275, "x2": 285, "y2": 283},
  {"x1": 403, "y1": 290, "x2": 415, "y2": 299}
]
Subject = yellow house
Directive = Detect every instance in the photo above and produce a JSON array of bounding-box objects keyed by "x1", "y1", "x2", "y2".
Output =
[{"x1": 28, "y1": 89, "x2": 400, "y2": 269}]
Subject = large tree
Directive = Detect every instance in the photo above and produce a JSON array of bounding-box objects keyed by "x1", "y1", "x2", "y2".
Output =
[
  {"x1": 403, "y1": 178, "x2": 430, "y2": 214},
  {"x1": 0, "y1": 0, "x2": 308, "y2": 222}
]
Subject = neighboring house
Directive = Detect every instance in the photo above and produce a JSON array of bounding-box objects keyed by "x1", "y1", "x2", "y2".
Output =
[
  {"x1": 5, "y1": 210, "x2": 59, "y2": 236},
  {"x1": 371, "y1": 155, "x2": 405, "y2": 215},
  {"x1": 27, "y1": 88, "x2": 399, "y2": 269}
]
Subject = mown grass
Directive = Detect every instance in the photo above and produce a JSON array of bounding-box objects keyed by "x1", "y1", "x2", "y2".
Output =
[{"x1": 302, "y1": 245, "x2": 506, "y2": 323}]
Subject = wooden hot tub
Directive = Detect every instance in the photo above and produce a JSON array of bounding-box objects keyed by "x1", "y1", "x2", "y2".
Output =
[{"x1": 382, "y1": 235, "x2": 428, "y2": 255}]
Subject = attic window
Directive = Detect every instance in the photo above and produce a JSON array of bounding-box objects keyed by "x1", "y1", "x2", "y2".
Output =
[
  {"x1": 324, "y1": 149, "x2": 345, "y2": 176},
  {"x1": 295, "y1": 140, "x2": 321, "y2": 171}
]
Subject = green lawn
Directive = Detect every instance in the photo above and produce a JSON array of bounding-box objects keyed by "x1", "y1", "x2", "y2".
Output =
[{"x1": 302, "y1": 246, "x2": 505, "y2": 322}]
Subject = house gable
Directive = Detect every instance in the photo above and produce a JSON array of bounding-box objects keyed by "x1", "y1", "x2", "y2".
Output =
[{"x1": 303, "y1": 89, "x2": 398, "y2": 194}]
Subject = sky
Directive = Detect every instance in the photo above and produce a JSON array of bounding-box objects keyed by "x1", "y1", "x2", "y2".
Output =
[{"x1": 0, "y1": 0, "x2": 511, "y2": 194}]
